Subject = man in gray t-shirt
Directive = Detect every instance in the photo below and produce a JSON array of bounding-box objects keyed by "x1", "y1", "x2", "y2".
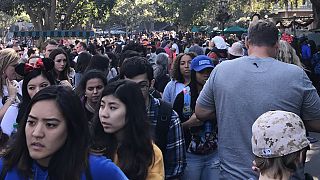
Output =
[{"x1": 195, "y1": 20, "x2": 320, "y2": 179}]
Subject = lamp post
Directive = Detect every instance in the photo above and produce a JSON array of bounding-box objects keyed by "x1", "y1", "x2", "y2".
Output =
[
  {"x1": 216, "y1": 0, "x2": 230, "y2": 35},
  {"x1": 60, "y1": 13, "x2": 66, "y2": 30},
  {"x1": 292, "y1": 13, "x2": 297, "y2": 37}
]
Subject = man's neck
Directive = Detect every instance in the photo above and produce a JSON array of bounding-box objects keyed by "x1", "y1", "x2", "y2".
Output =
[
  {"x1": 248, "y1": 46, "x2": 276, "y2": 59},
  {"x1": 259, "y1": 171, "x2": 291, "y2": 180}
]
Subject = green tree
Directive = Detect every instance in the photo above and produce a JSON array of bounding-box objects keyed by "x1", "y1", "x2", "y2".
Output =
[
  {"x1": 105, "y1": 0, "x2": 159, "y2": 34},
  {"x1": 0, "y1": 0, "x2": 116, "y2": 31},
  {"x1": 310, "y1": 0, "x2": 320, "y2": 28}
]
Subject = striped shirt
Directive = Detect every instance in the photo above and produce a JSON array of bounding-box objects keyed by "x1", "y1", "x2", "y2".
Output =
[{"x1": 147, "y1": 97, "x2": 186, "y2": 179}]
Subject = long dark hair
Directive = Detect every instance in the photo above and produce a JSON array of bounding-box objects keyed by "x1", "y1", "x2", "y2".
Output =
[
  {"x1": 190, "y1": 70, "x2": 199, "y2": 110},
  {"x1": 2, "y1": 86, "x2": 89, "y2": 180},
  {"x1": 75, "y1": 52, "x2": 92, "y2": 73},
  {"x1": 49, "y1": 48, "x2": 70, "y2": 81},
  {"x1": 85, "y1": 54, "x2": 110, "y2": 75},
  {"x1": 15, "y1": 58, "x2": 56, "y2": 123},
  {"x1": 91, "y1": 80, "x2": 154, "y2": 180}
]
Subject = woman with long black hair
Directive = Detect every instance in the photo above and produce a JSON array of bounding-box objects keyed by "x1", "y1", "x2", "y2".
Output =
[
  {"x1": 91, "y1": 80, "x2": 164, "y2": 180},
  {"x1": 0, "y1": 86, "x2": 127, "y2": 179}
]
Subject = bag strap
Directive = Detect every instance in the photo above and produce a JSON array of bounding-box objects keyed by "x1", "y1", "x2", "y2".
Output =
[{"x1": 155, "y1": 99, "x2": 172, "y2": 157}]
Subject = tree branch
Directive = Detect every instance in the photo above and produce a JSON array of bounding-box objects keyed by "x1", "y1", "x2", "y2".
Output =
[
  {"x1": 48, "y1": 0, "x2": 57, "y2": 30},
  {"x1": 65, "y1": 0, "x2": 81, "y2": 20}
]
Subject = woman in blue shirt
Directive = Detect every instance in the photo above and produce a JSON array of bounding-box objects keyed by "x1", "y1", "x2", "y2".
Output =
[{"x1": 0, "y1": 85, "x2": 127, "y2": 180}]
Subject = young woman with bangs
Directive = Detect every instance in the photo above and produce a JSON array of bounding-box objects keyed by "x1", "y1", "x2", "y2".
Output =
[
  {"x1": 91, "y1": 80, "x2": 164, "y2": 180},
  {"x1": 1, "y1": 58, "x2": 55, "y2": 136},
  {"x1": 0, "y1": 85, "x2": 127, "y2": 179}
]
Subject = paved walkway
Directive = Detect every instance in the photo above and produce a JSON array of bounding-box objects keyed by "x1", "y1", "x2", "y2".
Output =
[{"x1": 305, "y1": 132, "x2": 320, "y2": 179}]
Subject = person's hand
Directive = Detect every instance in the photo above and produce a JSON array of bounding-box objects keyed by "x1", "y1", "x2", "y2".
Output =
[
  {"x1": 6, "y1": 79, "x2": 18, "y2": 99},
  {"x1": 59, "y1": 80, "x2": 73, "y2": 88},
  {"x1": 182, "y1": 113, "x2": 204, "y2": 129},
  {"x1": 190, "y1": 113, "x2": 204, "y2": 126},
  {"x1": 252, "y1": 160, "x2": 260, "y2": 172}
]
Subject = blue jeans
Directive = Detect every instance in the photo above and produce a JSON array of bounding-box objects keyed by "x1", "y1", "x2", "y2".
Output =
[{"x1": 182, "y1": 150, "x2": 220, "y2": 180}]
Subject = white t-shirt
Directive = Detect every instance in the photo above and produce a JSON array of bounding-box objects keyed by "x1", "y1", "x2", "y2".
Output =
[{"x1": 0, "y1": 80, "x2": 22, "y2": 136}]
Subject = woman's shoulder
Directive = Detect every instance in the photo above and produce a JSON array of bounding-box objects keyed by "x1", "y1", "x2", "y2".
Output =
[
  {"x1": 147, "y1": 144, "x2": 164, "y2": 180},
  {"x1": 88, "y1": 154, "x2": 128, "y2": 179},
  {"x1": 164, "y1": 80, "x2": 183, "y2": 90},
  {"x1": 166, "y1": 79, "x2": 176, "y2": 86},
  {"x1": 163, "y1": 80, "x2": 175, "y2": 94},
  {"x1": 152, "y1": 144, "x2": 163, "y2": 161}
]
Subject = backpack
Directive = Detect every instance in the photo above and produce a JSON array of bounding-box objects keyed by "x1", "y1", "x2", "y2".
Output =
[{"x1": 155, "y1": 99, "x2": 172, "y2": 157}]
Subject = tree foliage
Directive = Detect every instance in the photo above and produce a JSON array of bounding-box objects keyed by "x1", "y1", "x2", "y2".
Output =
[
  {"x1": 0, "y1": 0, "x2": 319, "y2": 31},
  {"x1": 0, "y1": 0, "x2": 116, "y2": 31}
]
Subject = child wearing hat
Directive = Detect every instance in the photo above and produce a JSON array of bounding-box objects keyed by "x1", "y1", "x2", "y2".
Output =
[{"x1": 252, "y1": 110, "x2": 311, "y2": 180}]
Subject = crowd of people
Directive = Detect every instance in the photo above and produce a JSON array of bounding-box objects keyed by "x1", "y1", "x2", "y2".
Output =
[{"x1": 0, "y1": 19, "x2": 319, "y2": 180}]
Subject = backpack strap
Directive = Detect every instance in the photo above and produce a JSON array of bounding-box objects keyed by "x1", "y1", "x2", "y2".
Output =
[{"x1": 155, "y1": 99, "x2": 172, "y2": 157}]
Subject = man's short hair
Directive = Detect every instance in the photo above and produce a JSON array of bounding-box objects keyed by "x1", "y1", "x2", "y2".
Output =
[
  {"x1": 78, "y1": 42, "x2": 87, "y2": 50},
  {"x1": 122, "y1": 42, "x2": 147, "y2": 57},
  {"x1": 40, "y1": 39, "x2": 59, "y2": 50},
  {"x1": 120, "y1": 56, "x2": 154, "y2": 82},
  {"x1": 248, "y1": 20, "x2": 279, "y2": 47},
  {"x1": 43, "y1": 39, "x2": 58, "y2": 50}
]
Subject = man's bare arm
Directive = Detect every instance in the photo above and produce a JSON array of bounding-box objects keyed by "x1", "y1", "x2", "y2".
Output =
[
  {"x1": 195, "y1": 103, "x2": 215, "y2": 122},
  {"x1": 304, "y1": 120, "x2": 320, "y2": 133}
]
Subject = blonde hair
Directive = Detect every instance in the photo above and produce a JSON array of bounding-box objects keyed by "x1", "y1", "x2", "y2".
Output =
[
  {"x1": 0, "y1": 48, "x2": 19, "y2": 97},
  {"x1": 278, "y1": 40, "x2": 305, "y2": 70}
]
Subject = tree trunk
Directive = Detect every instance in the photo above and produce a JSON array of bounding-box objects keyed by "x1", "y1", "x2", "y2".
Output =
[
  {"x1": 25, "y1": 6, "x2": 43, "y2": 31},
  {"x1": 64, "y1": 0, "x2": 81, "y2": 30},
  {"x1": 47, "y1": 0, "x2": 57, "y2": 30},
  {"x1": 310, "y1": 0, "x2": 320, "y2": 29}
]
